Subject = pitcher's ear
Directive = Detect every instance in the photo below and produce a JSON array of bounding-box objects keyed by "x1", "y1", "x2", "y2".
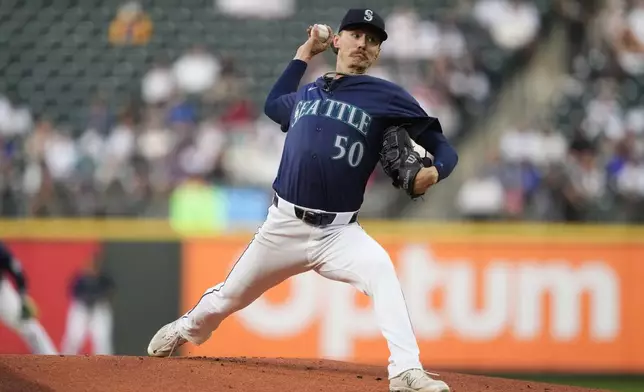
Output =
[{"x1": 332, "y1": 33, "x2": 340, "y2": 55}]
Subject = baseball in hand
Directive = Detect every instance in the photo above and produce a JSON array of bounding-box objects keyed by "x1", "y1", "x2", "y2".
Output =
[{"x1": 313, "y1": 24, "x2": 330, "y2": 42}]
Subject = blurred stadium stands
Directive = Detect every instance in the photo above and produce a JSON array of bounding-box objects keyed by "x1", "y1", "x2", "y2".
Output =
[
  {"x1": 2, "y1": 0, "x2": 641, "y2": 224},
  {"x1": 455, "y1": 0, "x2": 644, "y2": 223}
]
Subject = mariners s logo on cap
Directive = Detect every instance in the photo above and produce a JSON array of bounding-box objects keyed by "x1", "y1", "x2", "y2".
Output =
[{"x1": 338, "y1": 8, "x2": 388, "y2": 42}]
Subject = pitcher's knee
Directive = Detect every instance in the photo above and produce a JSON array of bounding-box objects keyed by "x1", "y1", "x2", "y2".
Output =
[
  {"x1": 210, "y1": 289, "x2": 255, "y2": 315},
  {"x1": 369, "y1": 251, "x2": 398, "y2": 280}
]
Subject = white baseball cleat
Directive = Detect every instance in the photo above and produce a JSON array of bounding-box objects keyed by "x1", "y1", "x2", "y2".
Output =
[
  {"x1": 389, "y1": 369, "x2": 450, "y2": 392},
  {"x1": 147, "y1": 320, "x2": 188, "y2": 357}
]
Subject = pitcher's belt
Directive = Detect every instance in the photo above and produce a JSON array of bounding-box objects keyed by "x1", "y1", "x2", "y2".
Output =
[{"x1": 272, "y1": 194, "x2": 358, "y2": 227}]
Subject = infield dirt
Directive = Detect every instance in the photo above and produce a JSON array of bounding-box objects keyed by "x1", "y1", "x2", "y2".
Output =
[{"x1": 0, "y1": 355, "x2": 610, "y2": 392}]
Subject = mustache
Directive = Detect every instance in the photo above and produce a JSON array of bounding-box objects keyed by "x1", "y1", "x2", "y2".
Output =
[{"x1": 350, "y1": 51, "x2": 368, "y2": 59}]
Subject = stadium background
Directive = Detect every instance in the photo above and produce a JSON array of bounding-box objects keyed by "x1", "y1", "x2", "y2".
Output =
[{"x1": 1, "y1": 0, "x2": 643, "y2": 391}]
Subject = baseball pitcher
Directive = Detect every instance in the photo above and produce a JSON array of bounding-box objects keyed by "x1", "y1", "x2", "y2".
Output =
[
  {"x1": 0, "y1": 242, "x2": 58, "y2": 355},
  {"x1": 148, "y1": 9, "x2": 458, "y2": 392}
]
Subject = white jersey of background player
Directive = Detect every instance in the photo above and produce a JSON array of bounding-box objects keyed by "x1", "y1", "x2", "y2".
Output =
[
  {"x1": 148, "y1": 8, "x2": 458, "y2": 392},
  {"x1": 0, "y1": 242, "x2": 58, "y2": 355},
  {"x1": 60, "y1": 258, "x2": 115, "y2": 355}
]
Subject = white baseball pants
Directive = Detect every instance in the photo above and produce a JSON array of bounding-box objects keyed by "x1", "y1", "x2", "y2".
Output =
[
  {"x1": 0, "y1": 278, "x2": 58, "y2": 355},
  {"x1": 178, "y1": 195, "x2": 422, "y2": 378},
  {"x1": 61, "y1": 300, "x2": 114, "y2": 355}
]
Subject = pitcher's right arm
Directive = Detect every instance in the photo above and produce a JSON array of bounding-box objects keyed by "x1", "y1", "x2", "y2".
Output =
[{"x1": 264, "y1": 25, "x2": 333, "y2": 132}]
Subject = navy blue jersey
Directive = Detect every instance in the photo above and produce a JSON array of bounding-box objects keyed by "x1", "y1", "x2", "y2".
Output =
[
  {"x1": 71, "y1": 272, "x2": 114, "y2": 307},
  {"x1": 265, "y1": 60, "x2": 458, "y2": 212}
]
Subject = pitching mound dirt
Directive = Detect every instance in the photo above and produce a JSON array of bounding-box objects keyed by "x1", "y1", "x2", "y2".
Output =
[{"x1": 0, "y1": 355, "x2": 609, "y2": 392}]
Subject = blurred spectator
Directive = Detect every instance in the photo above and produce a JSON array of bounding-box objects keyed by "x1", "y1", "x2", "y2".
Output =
[
  {"x1": 84, "y1": 95, "x2": 115, "y2": 137},
  {"x1": 134, "y1": 112, "x2": 174, "y2": 199},
  {"x1": 474, "y1": 0, "x2": 540, "y2": 51},
  {"x1": 95, "y1": 111, "x2": 137, "y2": 193},
  {"x1": 582, "y1": 78, "x2": 623, "y2": 141},
  {"x1": 77, "y1": 127, "x2": 104, "y2": 168},
  {"x1": 203, "y1": 55, "x2": 250, "y2": 115},
  {"x1": 220, "y1": 99, "x2": 255, "y2": 128},
  {"x1": 560, "y1": 142, "x2": 607, "y2": 221},
  {"x1": 216, "y1": 0, "x2": 295, "y2": 19},
  {"x1": 222, "y1": 117, "x2": 285, "y2": 188},
  {"x1": 137, "y1": 114, "x2": 174, "y2": 164},
  {"x1": 0, "y1": 96, "x2": 12, "y2": 137},
  {"x1": 39, "y1": 125, "x2": 78, "y2": 186},
  {"x1": 457, "y1": 151, "x2": 507, "y2": 220},
  {"x1": 0, "y1": 95, "x2": 32, "y2": 138},
  {"x1": 602, "y1": 0, "x2": 644, "y2": 75},
  {"x1": 614, "y1": 146, "x2": 644, "y2": 222},
  {"x1": 22, "y1": 119, "x2": 79, "y2": 216},
  {"x1": 496, "y1": 121, "x2": 567, "y2": 172},
  {"x1": 625, "y1": 105, "x2": 644, "y2": 135},
  {"x1": 0, "y1": 95, "x2": 32, "y2": 215},
  {"x1": 174, "y1": 116, "x2": 227, "y2": 184},
  {"x1": 173, "y1": 45, "x2": 221, "y2": 95},
  {"x1": 538, "y1": 126, "x2": 568, "y2": 168},
  {"x1": 383, "y1": 6, "x2": 441, "y2": 61},
  {"x1": 438, "y1": 14, "x2": 468, "y2": 60},
  {"x1": 108, "y1": 1, "x2": 153, "y2": 46},
  {"x1": 142, "y1": 59, "x2": 176, "y2": 106},
  {"x1": 167, "y1": 96, "x2": 198, "y2": 128},
  {"x1": 447, "y1": 54, "x2": 491, "y2": 111},
  {"x1": 499, "y1": 122, "x2": 542, "y2": 164},
  {"x1": 381, "y1": 5, "x2": 453, "y2": 89}
]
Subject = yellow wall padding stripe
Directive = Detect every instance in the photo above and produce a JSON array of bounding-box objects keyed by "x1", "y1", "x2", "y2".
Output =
[{"x1": 0, "y1": 220, "x2": 642, "y2": 243}]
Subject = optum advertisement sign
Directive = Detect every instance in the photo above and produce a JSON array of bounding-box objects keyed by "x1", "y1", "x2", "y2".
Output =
[{"x1": 181, "y1": 234, "x2": 643, "y2": 373}]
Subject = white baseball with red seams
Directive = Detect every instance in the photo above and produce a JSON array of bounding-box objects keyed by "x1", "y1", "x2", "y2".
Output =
[{"x1": 313, "y1": 24, "x2": 330, "y2": 41}]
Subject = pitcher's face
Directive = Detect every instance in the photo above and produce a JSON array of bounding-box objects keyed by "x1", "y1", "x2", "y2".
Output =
[{"x1": 334, "y1": 27, "x2": 381, "y2": 74}]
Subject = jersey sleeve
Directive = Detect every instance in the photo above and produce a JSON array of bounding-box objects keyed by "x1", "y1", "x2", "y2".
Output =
[
  {"x1": 383, "y1": 87, "x2": 443, "y2": 140},
  {"x1": 264, "y1": 59, "x2": 308, "y2": 132},
  {"x1": 387, "y1": 88, "x2": 428, "y2": 117},
  {"x1": 386, "y1": 86, "x2": 458, "y2": 182},
  {"x1": 414, "y1": 130, "x2": 459, "y2": 181},
  {"x1": 267, "y1": 94, "x2": 297, "y2": 132}
]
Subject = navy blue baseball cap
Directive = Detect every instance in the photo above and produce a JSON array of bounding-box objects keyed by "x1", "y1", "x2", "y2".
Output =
[{"x1": 338, "y1": 8, "x2": 388, "y2": 42}]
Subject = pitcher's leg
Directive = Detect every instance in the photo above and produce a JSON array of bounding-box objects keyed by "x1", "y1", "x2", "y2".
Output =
[
  {"x1": 149, "y1": 233, "x2": 308, "y2": 357},
  {"x1": 148, "y1": 205, "x2": 313, "y2": 357},
  {"x1": 313, "y1": 224, "x2": 421, "y2": 378},
  {"x1": 178, "y1": 234, "x2": 309, "y2": 344}
]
